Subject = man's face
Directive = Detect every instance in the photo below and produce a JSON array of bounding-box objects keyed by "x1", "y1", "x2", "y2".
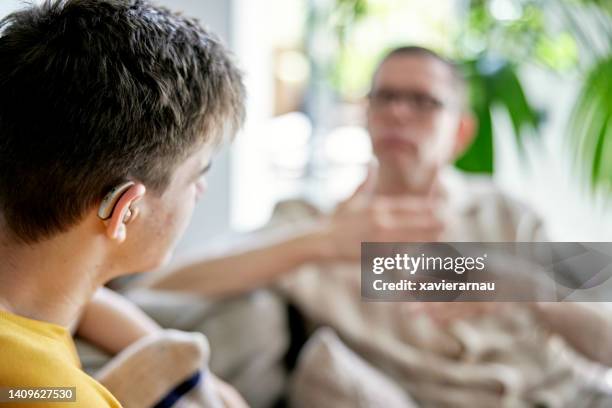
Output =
[
  {"x1": 118, "y1": 143, "x2": 213, "y2": 273},
  {"x1": 366, "y1": 54, "x2": 464, "y2": 174}
]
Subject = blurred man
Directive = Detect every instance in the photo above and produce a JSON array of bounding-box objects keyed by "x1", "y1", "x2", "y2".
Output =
[
  {"x1": 271, "y1": 47, "x2": 572, "y2": 407},
  {"x1": 141, "y1": 47, "x2": 603, "y2": 406}
]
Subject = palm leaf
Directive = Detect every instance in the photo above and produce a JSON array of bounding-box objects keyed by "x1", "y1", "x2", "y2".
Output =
[
  {"x1": 567, "y1": 57, "x2": 612, "y2": 192},
  {"x1": 455, "y1": 58, "x2": 540, "y2": 173}
]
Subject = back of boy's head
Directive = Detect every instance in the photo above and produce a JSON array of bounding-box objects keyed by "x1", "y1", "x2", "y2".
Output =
[{"x1": 0, "y1": 0, "x2": 245, "y2": 244}]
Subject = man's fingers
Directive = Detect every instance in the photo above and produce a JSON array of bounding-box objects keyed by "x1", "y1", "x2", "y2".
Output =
[
  {"x1": 374, "y1": 208, "x2": 444, "y2": 229},
  {"x1": 367, "y1": 202, "x2": 446, "y2": 241},
  {"x1": 371, "y1": 196, "x2": 443, "y2": 216},
  {"x1": 375, "y1": 221, "x2": 445, "y2": 242}
]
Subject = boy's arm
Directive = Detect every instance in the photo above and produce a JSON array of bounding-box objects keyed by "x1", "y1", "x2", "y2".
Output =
[
  {"x1": 76, "y1": 287, "x2": 161, "y2": 355},
  {"x1": 77, "y1": 288, "x2": 249, "y2": 407}
]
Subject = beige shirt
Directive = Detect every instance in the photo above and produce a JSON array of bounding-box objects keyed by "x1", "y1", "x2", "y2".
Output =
[{"x1": 273, "y1": 171, "x2": 588, "y2": 408}]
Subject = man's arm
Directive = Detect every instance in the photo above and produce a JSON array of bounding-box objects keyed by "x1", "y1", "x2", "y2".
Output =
[
  {"x1": 140, "y1": 222, "x2": 331, "y2": 297},
  {"x1": 140, "y1": 193, "x2": 443, "y2": 297},
  {"x1": 531, "y1": 302, "x2": 612, "y2": 365}
]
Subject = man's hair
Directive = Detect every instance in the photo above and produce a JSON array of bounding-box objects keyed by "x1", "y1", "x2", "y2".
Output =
[
  {"x1": 374, "y1": 45, "x2": 468, "y2": 109},
  {"x1": 0, "y1": 0, "x2": 245, "y2": 244}
]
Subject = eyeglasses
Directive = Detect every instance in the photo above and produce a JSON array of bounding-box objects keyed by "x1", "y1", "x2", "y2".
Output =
[{"x1": 368, "y1": 89, "x2": 445, "y2": 114}]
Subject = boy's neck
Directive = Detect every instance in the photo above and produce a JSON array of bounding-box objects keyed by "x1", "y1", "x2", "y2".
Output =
[{"x1": 0, "y1": 231, "x2": 105, "y2": 328}]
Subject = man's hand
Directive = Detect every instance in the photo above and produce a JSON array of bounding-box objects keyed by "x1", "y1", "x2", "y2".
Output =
[{"x1": 318, "y1": 167, "x2": 445, "y2": 261}]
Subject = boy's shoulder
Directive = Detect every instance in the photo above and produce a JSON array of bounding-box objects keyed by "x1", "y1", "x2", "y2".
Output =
[{"x1": 0, "y1": 312, "x2": 121, "y2": 407}]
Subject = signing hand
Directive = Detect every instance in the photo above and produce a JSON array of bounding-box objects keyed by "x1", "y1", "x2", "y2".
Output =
[{"x1": 321, "y1": 166, "x2": 445, "y2": 261}]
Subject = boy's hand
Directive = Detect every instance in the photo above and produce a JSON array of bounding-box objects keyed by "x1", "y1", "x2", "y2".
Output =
[{"x1": 212, "y1": 375, "x2": 250, "y2": 408}]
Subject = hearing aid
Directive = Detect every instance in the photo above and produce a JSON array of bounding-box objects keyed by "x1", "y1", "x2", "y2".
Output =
[{"x1": 97, "y1": 181, "x2": 136, "y2": 221}]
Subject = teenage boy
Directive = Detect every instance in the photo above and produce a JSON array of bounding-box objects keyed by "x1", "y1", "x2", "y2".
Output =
[{"x1": 0, "y1": 0, "x2": 245, "y2": 406}]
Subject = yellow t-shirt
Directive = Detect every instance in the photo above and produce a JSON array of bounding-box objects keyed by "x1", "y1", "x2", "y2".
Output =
[{"x1": 0, "y1": 310, "x2": 121, "y2": 407}]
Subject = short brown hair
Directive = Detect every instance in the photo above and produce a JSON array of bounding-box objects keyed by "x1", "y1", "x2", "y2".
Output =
[
  {"x1": 0, "y1": 0, "x2": 245, "y2": 244},
  {"x1": 374, "y1": 45, "x2": 468, "y2": 109}
]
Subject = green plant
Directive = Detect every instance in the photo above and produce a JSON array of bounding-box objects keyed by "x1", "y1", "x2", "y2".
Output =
[
  {"x1": 454, "y1": 0, "x2": 575, "y2": 173},
  {"x1": 560, "y1": 0, "x2": 612, "y2": 193},
  {"x1": 570, "y1": 57, "x2": 612, "y2": 192},
  {"x1": 320, "y1": 0, "x2": 612, "y2": 188},
  {"x1": 457, "y1": 0, "x2": 612, "y2": 191},
  {"x1": 456, "y1": 58, "x2": 540, "y2": 173}
]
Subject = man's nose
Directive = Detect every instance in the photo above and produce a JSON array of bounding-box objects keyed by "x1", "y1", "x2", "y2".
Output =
[{"x1": 387, "y1": 99, "x2": 417, "y2": 123}]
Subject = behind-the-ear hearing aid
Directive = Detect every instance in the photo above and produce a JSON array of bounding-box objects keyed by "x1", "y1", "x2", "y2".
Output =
[{"x1": 98, "y1": 181, "x2": 135, "y2": 221}]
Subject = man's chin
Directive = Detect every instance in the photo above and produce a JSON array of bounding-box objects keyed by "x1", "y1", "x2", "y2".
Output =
[{"x1": 375, "y1": 149, "x2": 417, "y2": 169}]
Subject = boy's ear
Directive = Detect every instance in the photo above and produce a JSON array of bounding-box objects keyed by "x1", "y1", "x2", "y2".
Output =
[
  {"x1": 101, "y1": 183, "x2": 146, "y2": 243},
  {"x1": 453, "y1": 113, "x2": 477, "y2": 158}
]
